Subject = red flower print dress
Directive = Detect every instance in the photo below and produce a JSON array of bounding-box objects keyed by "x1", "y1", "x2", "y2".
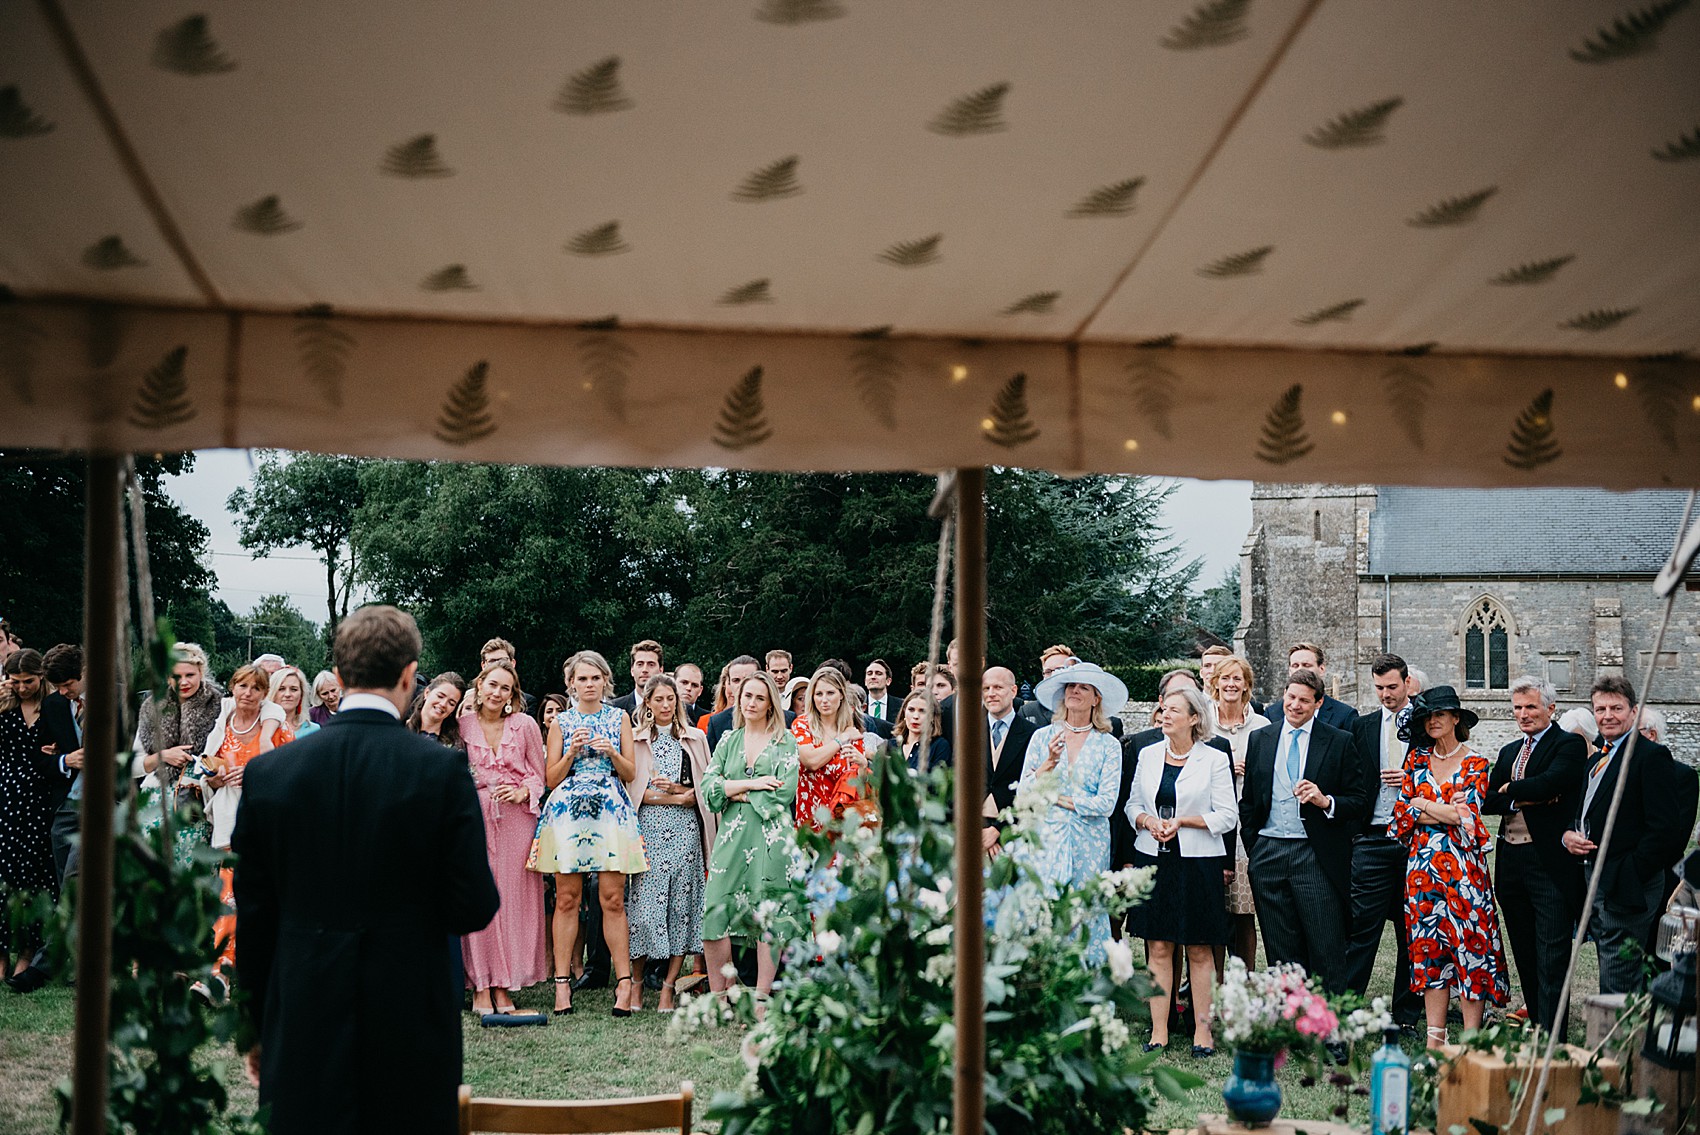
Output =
[
  {"x1": 1390, "y1": 746, "x2": 1509, "y2": 1004},
  {"x1": 792, "y1": 716, "x2": 869, "y2": 832}
]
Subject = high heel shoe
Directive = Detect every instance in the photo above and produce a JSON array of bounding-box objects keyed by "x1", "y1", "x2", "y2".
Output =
[
  {"x1": 611, "y1": 975, "x2": 634, "y2": 1017},
  {"x1": 1426, "y1": 1025, "x2": 1448, "y2": 1049},
  {"x1": 552, "y1": 975, "x2": 575, "y2": 1016}
]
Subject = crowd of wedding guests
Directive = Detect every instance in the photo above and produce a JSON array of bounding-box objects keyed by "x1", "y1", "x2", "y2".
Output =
[{"x1": 2, "y1": 620, "x2": 1696, "y2": 1060}]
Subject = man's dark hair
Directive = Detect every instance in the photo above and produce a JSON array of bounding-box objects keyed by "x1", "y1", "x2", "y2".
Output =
[
  {"x1": 631, "y1": 639, "x2": 664, "y2": 664},
  {"x1": 866, "y1": 658, "x2": 890, "y2": 674},
  {"x1": 727, "y1": 654, "x2": 759, "y2": 669},
  {"x1": 820, "y1": 657, "x2": 853, "y2": 681},
  {"x1": 1288, "y1": 641, "x2": 1327, "y2": 667},
  {"x1": 765, "y1": 649, "x2": 792, "y2": 665},
  {"x1": 44, "y1": 643, "x2": 84, "y2": 685},
  {"x1": 1591, "y1": 674, "x2": 1637, "y2": 705},
  {"x1": 1285, "y1": 668, "x2": 1326, "y2": 700},
  {"x1": 334, "y1": 605, "x2": 422, "y2": 690},
  {"x1": 1368, "y1": 653, "x2": 1408, "y2": 680},
  {"x1": 1157, "y1": 668, "x2": 1201, "y2": 698}
]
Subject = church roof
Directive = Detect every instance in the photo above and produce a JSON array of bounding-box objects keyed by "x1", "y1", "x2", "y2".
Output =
[{"x1": 1367, "y1": 487, "x2": 1693, "y2": 577}]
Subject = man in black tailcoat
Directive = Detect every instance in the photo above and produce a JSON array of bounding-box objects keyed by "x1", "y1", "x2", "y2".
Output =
[{"x1": 234, "y1": 605, "x2": 499, "y2": 1135}]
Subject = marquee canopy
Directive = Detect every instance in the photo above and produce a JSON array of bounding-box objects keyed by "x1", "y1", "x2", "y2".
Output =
[{"x1": 2, "y1": 0, "x2": 1697, "y2": 487}]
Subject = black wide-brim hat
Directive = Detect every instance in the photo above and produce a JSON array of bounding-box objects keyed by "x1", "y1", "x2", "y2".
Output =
[{"x1": 1399, "y1": 685, "x2": 1479, "y2": 742}]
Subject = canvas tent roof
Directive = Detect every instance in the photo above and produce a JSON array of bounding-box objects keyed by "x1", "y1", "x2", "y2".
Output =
[{"x1": 2, "y1": 0, "x2": 1697, "y2": 487}]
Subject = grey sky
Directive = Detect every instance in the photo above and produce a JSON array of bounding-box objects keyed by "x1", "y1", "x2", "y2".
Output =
[{"x1": 166, "y1": 451, "x2": 1251, "y2": 619}]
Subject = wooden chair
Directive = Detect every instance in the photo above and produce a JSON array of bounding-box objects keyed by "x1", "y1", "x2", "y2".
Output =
[{"x1": 458, "y1": 1082, "x2": 693, "y2": 1135}]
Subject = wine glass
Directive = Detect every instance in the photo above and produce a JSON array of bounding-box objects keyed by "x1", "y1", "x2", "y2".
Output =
[{"x1": 1157, "y1": 804, "x2": 1176, "y2": 853}]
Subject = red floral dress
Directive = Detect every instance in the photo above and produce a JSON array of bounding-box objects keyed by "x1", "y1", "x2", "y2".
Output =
[
  {"x1": 1390, "y1": 746, "x2": 1509, "y2": 1004},
  {"x1": 792, "y1": 716, "x2": 869, "y2": 832}
]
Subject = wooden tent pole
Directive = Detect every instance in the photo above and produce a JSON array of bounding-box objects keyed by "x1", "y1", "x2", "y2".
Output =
[
  {"x1": 952, "y1": 467, "x2": 987, "y2": 1135},
  {"x1": 71, "y1": 453, "x2": 121, "y2": 1135}
]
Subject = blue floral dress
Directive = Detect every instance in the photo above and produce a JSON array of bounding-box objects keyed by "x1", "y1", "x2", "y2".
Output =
[
  {"x1": 1016, "y1": 725, "x2": 1122, "y2": 962},
  {"x1": 528, "y1": 703, "x2": 649, "y2": 876}
]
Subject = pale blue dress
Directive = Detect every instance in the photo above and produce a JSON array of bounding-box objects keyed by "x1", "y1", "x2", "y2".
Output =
[{"x1": 1016, "y1": 725, "x2": 1122, "y2": 962}]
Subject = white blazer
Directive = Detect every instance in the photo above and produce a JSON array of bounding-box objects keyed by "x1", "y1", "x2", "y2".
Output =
[
  {"x1": 1124, "y1": 740, "x2": 1239, "y2": 858},
  {"x1": 199, "y1": 697, "x2": 287, "y2": 850}
]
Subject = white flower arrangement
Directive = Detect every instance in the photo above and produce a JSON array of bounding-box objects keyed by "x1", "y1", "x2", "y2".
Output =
[
  {"x1": 1089, "y1": 1002, "x2": 1130, "y2": 1055},
  {"x1": 1102, "y1": 936, "x2": 1136, "y2": 986},
  {"x1": 922, "y1": 952, "x2": 955, "y2": 986},
  {"x1": 1212, "y1": 957, "x2": 1388, "y2": 1055}
]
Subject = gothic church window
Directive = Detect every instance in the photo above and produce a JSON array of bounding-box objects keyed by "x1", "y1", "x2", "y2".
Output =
[{"x1": 1463, "y1": 598, "x2": 1510, "y2": 690}]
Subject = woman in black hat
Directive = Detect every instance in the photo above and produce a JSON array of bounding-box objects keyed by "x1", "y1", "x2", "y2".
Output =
[{"x1": 1389, "y1": 686, "x2": 1509, "y2": 1047}]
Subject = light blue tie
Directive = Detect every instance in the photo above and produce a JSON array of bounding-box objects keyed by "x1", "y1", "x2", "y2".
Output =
[
  {"x1": 991, "y1": 719, "x2": 1007, "y2": 750},
  {"x1": 1286, "y1": 728, "x2": 1304, "y2": 782}
]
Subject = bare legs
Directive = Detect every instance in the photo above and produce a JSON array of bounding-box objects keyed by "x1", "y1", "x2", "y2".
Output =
[
  {"x1": 1425, "y1": 988, "x2": 1483, "y2": 1045},
  {"x1": 701, "y1": 938, "x2": 779, "y2": 1011},
  {"x1": 551, "y1": 874, "x2": 583, "y2": 1012},
  {"x1": 704, "y1": 937, "x2": 735, "y2": 993},
  {"x1": 1145, "y1": 942, "x2": 1217, "y2": 1049},
  {"x1": 658, "y1": 954, "x2": 685, "y2": 1010},
  {"x1": 601, "y1": 872, "x2": 635, "y2": 1012}
]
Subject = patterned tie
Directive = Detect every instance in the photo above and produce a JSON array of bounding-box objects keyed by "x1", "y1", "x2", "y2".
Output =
[
  {"x1": 1513, "y1": 734, "x2": 1534, "y2": 779},
  {"x1": 1591, "y1": 736, "x2": 1613, "y2": 778},
  {"x1": 1287, "y1": 728, "x2": 1304, "y2": 782},
  {"x1": 991, "y1": 719, "x2": 1007, "y2": 751}
]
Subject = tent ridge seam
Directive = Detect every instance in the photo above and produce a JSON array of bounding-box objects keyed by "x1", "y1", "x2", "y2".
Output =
[
  {"x1": 36, "y1": 0, "x2": 226, "y2": 308},
  {"x1": 1068, "y1": 0, "x2": 1328, "y2": 340}
]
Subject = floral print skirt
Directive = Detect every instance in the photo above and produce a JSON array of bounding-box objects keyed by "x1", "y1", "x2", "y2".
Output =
[{"x1": 528, "y1": 772, "x2": 648, "y2": 876}]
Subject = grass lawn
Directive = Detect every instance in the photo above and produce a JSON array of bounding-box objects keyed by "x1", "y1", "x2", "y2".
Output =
[{"x1": 1, "y1": 931, "x2": 1604, "y2": 1135}]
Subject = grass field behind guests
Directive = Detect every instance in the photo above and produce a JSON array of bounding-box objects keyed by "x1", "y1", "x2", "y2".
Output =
[{"x1": 0, "y1": 934, "x2": 1604, "y2": 1135}]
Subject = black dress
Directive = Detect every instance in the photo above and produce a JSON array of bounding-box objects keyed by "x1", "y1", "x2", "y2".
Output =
[
  {"x1": 1124, "y1": 761, "x2": 1231, "y2": 946},
  {"x1": 0, "y1": 706, "x2": 59, "y2": 954}
]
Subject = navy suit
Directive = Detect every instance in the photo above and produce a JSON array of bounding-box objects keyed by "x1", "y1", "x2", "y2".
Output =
[{"x1": 233, "y1": 708, "x2": 499, "y2": 1135}]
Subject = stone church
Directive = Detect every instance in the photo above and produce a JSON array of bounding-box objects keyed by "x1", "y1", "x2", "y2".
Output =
[{"x1": 1234, "y1": 483, "x2": 1700, "y2": 756}]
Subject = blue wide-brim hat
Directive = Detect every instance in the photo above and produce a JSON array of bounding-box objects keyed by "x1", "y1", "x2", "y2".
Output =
[{"x1": 1033, "y1": 661, "x2": 1129, "y2": 718}]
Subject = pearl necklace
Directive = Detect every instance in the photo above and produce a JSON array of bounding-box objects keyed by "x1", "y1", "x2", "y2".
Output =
[
  {"x1": 1063, "y1": 723, "x2": 1093, "y2": 734},
  {"x1": 230, "y1": 709, "x2": 260, "y2": 736},
  {"x1": 1430, "y1": 742, "x2": 1466, "y2": 761}
]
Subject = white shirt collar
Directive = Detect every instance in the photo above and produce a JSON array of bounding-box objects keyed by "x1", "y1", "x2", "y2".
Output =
[
  {"x1": 338, "y1": 692, "x2": 402, "y2": 719},
  {"x1": 989, "y1": 709, "x2": 1015, "y2": 728},
  {"x1": 1382, "y1": 704, "x2": 1408, "y2": 722},
  {"x1": 1286, "y1": 715, "x2": 1316, "y2": 737}
]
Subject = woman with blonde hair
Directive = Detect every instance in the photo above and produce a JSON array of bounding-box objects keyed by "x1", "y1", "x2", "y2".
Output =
[
  {"x1": 1209, "y1": 654, "x2": 1269, "y2": 971},
  {"x1": 200, "y1": 662, "x2": 291, "y2": 994},
  {"x1": 701, "y1": 672, "x2": 801, "y2": 1005},
  {"x1": 268, "y1": 665, "x2": 319, "y2": 739},
  {"x1": 793, "y1": 667, "x2": 871, "y2": 832},
  {"x1": 135, "y1": 643, "x2": 225, "y2": 861},
  {"x1": 627, "y1": 674, "x2": 713, "y2": 1011},
  {"x1": 531, "y1": 650, "x2": 647, "y2": 1016}
]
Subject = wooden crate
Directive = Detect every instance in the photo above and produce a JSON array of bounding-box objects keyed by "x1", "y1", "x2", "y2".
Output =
[{"x1": 1436, "y1": 1044, "x2": 1621, "y2": 1135}]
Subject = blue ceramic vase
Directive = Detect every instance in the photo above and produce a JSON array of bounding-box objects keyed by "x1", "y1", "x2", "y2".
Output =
[{"x1": 1222, "y1": 1048, "x2": 1283, "y2": 1127}]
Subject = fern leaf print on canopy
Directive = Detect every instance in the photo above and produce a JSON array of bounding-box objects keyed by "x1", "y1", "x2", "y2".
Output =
[
  {"x1": 1569, "y1": 0, "x2": 1693, "y2": 62},
  {"x1": 1406, "y1": 187, "x2": 1498, "y2": 228},
  {"x1": 983, "y1": 374, "x2": 1039, "y2": 448},
  {"x1": 293, "y1": 304, "x2": 354, "y2": 408},
  {"x1": 152, "y1": 15, "x2": 237, "y2": 75},
  {"x1": 555, "y1": 56, "x2": 634, "y2": 115},
  {"x1": 1160, "y1": 0, "x2": 1252, "y2": 49},
  {"x1": 1304, "y1": 97, "x2": 1404, "y2": 149},
  {"x1": 719, "y1": 279, "x2": 774, "y2": 306},
  {"x1": 1198, "y1": 245, "x2": 1273, "y2": 278},
  {"x1": 715, "y1": 367, "x2": 774, "y2": 451},
  {"x1": 1384, "y1": 359, "x2": 1435, "y2": 449},
  {"x1": 1489, "y1": 256, "x2": 1575, "y2": 286},
  {"x1": 1629, "y1": 356, "x2": 1689, "y2": 451},
  {"x1": 1294, "y1": 299, "x2": 1364, "y2": 326},
  {"x1": 422, "y1": 265, "x2": 477, "y2": 292},
  {"x1": 82, "y1": 236, "x2": 146, "y2": 270},
  {"x1": 928, "y1": 83, "x2": 1010, "y2": 136},
  {"x1": 382, "y1": 135, "x2": 453, "y2": 178},
  {"x1": 1256, "y1": 385, "x2": 1313, "y2": 465},
  {"x1": 877, "y1": 234, "x2": 942, "y2": 267},
  {"x1": 0, "y1": 87, "x2": 54, "y2": 137},
  {"x1": 1652, "y1": 127, "x2": 1700, "y2": 161},
  {"x1": 436, "y1": 362, "x2": 497, "y2": 445},
  {"x1": 578, "y1": 331, "x2": 636, "y2": 422},
  {"x1": 848, "y1": 329, "x2": 901, "y2": 429},
  {"x1": 233, "y1": 196, "x2": 303, "y2": 235},
  {"x1": 566, "y1": 222, "x2": 631, "y2": 256},
  {"x1": 754, "y1": 0, "x2": 846, "y2": 25},
  {"x1": 128, "y1": 347, "x2": 195, "y2": 430},
  {"x1": 1126, "y1": 346, "x2": 1181, "y2": 440},
  {"x1": 1560, "y1": 307, "x2": 1638, "y2": 332},
  {"x1": 1503, "y1": 390, "x2": 1561, "y2": 470},
  {"x1": 732, "y1": 157, "x2": 803, "y2": 202},
  {"x1": 1067, "y1": 178, "x2": 1145, "y2": 218},
  {"x1": 1002, "y1": 291, "x2": 1060, "y2": 316}
]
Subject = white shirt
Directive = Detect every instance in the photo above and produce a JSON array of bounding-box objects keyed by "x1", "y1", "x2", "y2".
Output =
[
  {"x1": 1371, "y1": 705, "x2": 1410, "y2": 827},
  {"x1": 868, "y1": 692, "x2": 891, "y2": 720},
  {"x1": 339, "y1": 692, "x2": 403, "y2": 719}
]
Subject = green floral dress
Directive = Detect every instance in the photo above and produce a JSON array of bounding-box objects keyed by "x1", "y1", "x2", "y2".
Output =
[{"x1": 701, "y1": 727, "x2": 803, "y2": 944}]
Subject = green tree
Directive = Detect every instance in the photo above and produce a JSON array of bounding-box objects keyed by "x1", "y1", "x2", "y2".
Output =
[
  {"x1": 1191, "y1": 564, "x2": 1241, "y2": 644},
  {"x1": 0, "y1": 450, "x2": 215, "y2": 650},
  {"x1": 243, "y1": 593, "x2": 328, "y2": 676},
  {"x1": 227, "y1": 452, "x2": 364, "y2": 629}
]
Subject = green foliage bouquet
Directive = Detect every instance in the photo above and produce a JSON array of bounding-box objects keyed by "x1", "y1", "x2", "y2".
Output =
[{"x1": 669, "y1": 753, "x2": 1199, "y2": 1135}]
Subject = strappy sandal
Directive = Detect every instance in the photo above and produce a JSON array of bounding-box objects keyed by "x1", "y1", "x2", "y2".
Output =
[
  {"x1": 611, "y1": 975, "x2": 634, "y2": 1017},
  {"x1": 551, "y1": 975, "x2": 575, "y2": 1016},
  {"x1": 1426, "y1": 1026, "x2": 1448, "y2": 1049},
  {"x1": 658, "y1": 981, "x2": 678, "y2": 1013}
]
